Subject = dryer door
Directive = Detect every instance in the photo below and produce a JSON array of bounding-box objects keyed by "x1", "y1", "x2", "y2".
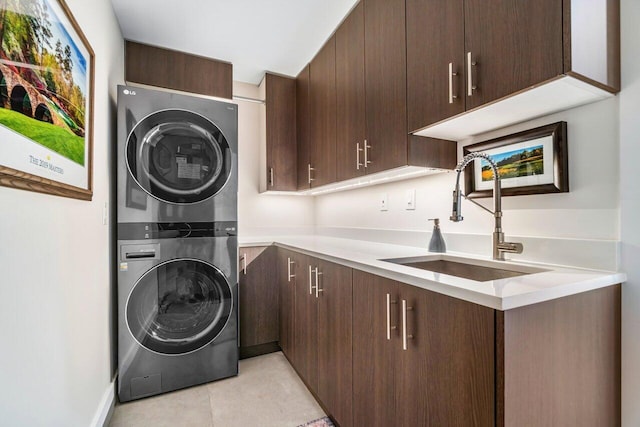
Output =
[
  {"x1": 126, "y1": 109, "x2": 231, "y2": 204},
  {"x1": 126, "y1": 259, "x2": 233, "y2": 355}
]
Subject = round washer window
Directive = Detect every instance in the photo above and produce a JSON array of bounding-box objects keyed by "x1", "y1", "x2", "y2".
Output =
[
  {"x1": 126, "y1": 110, "x2": 231, "y2": 204},
  {"x1": 126, "y1": 259, "x2": 233, "y2": 355}
]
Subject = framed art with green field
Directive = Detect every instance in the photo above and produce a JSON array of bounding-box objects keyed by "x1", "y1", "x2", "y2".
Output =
[
  {"x1": 0, "y1": 0, "x2": 94, "y2": 200},
  {"x1": 463, "y1": 122, "x2": 568, "y2": 198}
]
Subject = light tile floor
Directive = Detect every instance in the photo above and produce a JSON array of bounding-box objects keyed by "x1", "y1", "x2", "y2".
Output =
[{"x1": 109, "y1": 352, "x2": 325, "y2": 427}]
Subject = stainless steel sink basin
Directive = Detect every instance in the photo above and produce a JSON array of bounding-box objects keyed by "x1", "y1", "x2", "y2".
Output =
[{"x1": 382, "y1": 256, "x2": 547, "y2": 282}]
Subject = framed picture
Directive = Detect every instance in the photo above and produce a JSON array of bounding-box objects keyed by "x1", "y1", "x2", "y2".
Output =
[
  {"x1": 463, "y1": 122, "x2": 568, "y2": 198},
  {"x1": 0, "y1": 0, "x2": 94, "y2": 200}
]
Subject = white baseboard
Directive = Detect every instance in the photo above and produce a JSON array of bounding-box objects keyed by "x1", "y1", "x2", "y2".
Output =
[{"x1": 90, "y1": 381, "x2": 115, "y2": 427}]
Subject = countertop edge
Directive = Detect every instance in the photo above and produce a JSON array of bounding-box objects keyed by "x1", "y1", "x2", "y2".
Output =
[{"x1": 239, "y1": 237, "x2": 625, "y2": 311}]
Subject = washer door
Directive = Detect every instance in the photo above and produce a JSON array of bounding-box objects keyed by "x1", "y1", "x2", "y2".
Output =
[
  {"x1": 126, "y1": 109, "x2": 231, "y2": 204},
  {"x1": 126, "y1": 259, "x2": 233, "y2": 355}
]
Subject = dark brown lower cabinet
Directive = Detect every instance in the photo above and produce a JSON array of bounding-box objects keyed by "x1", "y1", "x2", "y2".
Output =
[
  {"x1": 353, "y1": 270, "x2": 494, "y2": 426},
  {"x1": 277, "y1": 249, "x2": 296, "y2": 361},
  {"x1": 282, "y1": 251, "x2": 620, "y2": 427},
  {"x1": 238, "y1": 246, "x2": 279, "y2": 358},
  {"x1": 282, "y1": 252, "x2": 353, "y2": 427},
  {"x1": 497, "y1": 285, "x2": 620, "y2": 426},
  {"x1": 293, "y1": 252, "x2": 318, "y2": 391},
  {"x1": 352, "y1": 272, "x2": 397, "y2": 426},
  {"x1": 316, "y1": 259, "x2": 353, "y2": 427}
]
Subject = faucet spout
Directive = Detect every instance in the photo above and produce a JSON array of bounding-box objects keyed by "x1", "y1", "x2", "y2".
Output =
[{"x1": 450, "y1": 152, "x2": 522, "y2": 261}]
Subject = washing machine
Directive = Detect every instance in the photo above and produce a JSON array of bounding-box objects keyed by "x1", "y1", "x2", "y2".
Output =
[
  {"x1": 117, "y1": 85, "x2": 237, "y2": 223},
  {"x1": 117, "y1": 222, "x2": 238, "y2": 402}
]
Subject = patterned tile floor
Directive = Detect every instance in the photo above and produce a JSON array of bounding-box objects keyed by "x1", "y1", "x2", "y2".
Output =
[{"x1": 109, "y1": 352, "x2": 325, "y2": 427}]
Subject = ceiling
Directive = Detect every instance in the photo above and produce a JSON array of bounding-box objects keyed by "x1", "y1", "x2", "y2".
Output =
[{"x1": 110, "y1": 0, "x2": 358, "y2": 85}]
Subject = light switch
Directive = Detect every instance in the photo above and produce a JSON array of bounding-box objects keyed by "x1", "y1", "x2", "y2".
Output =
[
  {"x1": 379, "y1": 193, "x2": 388, "y2": 211},
  {"x1": 102, "y1": 202, "x2": 108, "y2": 225},
  {"x1": 406, "y1": 189, "x2": 416, "y2": 210}
]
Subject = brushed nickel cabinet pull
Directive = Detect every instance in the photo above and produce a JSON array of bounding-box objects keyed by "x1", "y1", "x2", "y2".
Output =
[
  {"x1": 308, "y1": 164, "x2": 315, "y2": 183},
  {"x1": 241, "y1": 253, "x2": 247, "y2": 275},
  {"x1": 309, "y1": 265, "x2": 315, "y2": 294},
  {"x1": 364, "y1": 139, "x2": 372, "y2": 167},
  {"x1": 467, "y1": 52, "x2": 477, "y2": 96},
  {"x1": 287, "y1": 257, "x2": 295, "y2": 281},
  {"x1": 448, "y1": 62, "x2": 458, "y2": 104},
  {"x1": 356, "y1": 142, "x2": 364, "y2": 170},
  {"x1": 402, "y1": 300, "x2": 414, "y2": 350},
  {"x1": 269, "y1": 167, "x2": 274, "y2": 187},
  {"x1": 315, "y1": 268, "x2": 323, "y2": 298},
  {"x1": 386, "y1": 293, "x2": 398, "y2": 340}
]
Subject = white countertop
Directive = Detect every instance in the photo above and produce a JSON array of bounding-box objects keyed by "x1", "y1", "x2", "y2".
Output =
[{"x1": 239, "y1": 235, "x2": 626, "y2": 311}]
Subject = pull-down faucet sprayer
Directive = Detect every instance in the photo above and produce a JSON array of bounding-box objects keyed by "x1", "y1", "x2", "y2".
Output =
[{"x1": 450, "y1": 152, "x2": 523, "y2": 261}]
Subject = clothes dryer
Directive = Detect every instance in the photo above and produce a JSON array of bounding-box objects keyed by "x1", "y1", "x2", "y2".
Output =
[
  {"x1": 117, "y1": 222, "x2": 238, "y2": 402},
  {"x1": 117, "y1": 85, "x2": 237, "y2": 223}
]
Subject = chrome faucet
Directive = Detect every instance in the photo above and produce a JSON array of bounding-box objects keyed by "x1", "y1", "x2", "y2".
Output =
[{"x1": 450, "y1": 152, "x2": 523, "y2": 261}]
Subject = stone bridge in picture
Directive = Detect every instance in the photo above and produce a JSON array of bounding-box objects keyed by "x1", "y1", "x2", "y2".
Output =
[{"x1": 0, "y1": 62, "x2": 70, "y2": 130}]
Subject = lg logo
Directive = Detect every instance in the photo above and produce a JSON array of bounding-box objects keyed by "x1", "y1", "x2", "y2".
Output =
[{"x1": 123, "y1": 89, "x2": 137, "y2": 96}]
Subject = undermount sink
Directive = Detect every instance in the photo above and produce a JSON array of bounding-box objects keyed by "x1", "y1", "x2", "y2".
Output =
[{"x1": 382, "y1": 255, "x2": 547, "y2": 282}]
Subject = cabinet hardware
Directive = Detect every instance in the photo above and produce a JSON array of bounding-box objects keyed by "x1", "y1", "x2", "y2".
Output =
[
  {"x1": 287, "y1": 257, "x2": 295, "y2": 282},
  {"x1": 467, "y1": 52, "x2": 477, "y2": 96},
  {"x1": 315, "y1": 268, "x2": 324, "y2": 298},
  {"x1": 402, "y1": 299, "x2": 414, "y2": 350},
  {"x1": 386, "y1": 293, "x2": 398, "y2": 340},
  {"x1": 269, "y1": 167, "x2": 274, "y2": 187},
  {"x1": 448, "y1": 62, "x2": 458, "y2": 104},
  {"x1": 308, "y1": 164, "x2": 315, "y2": 184},
  {"x1": 364, "y1": 140, "x2": 372, "y2": 167},
  {"x1": 309, "y1": 265, "x2": 316, "y2": 295},
  {"x1": 356, "y1": 142, "x2": 364, "y2": 170},
  {"x1": 241, "y1": 253, "x2": 247, "y2": 275}
]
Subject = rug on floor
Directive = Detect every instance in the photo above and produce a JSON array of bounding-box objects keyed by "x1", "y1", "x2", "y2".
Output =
[{"x1": 297, "y1": 416, "x2": 335, "y2": 427}]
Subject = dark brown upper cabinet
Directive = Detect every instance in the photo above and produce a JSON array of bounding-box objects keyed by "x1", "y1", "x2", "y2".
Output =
[
  {"x1": 125, "y1": 41, "x2": 232, "y2": 99},
  {"x1": 336, "y1": 2, "x2": 366, "y2": 182},
  {"x1": 364, "y1": 0, "x2": 409, "y2": 174},
  {"x1": 464, "y1": 0, "x2": 563, "y2": 110},
  {"x1": 408, "y1": 0, "x2": 620, "y2": 137},
  {"x1": 406, "y1": 0, "x2": 465, "y2": 132},
  {"x1": 296, "y1": 65, "x2": 312, "y2": 190},
  {"x1": 265, "y1": 73, "x2": 297, "y2": 191},
  {"x1": 309, "y1": 36, "x2": 338, "y2": 188}
]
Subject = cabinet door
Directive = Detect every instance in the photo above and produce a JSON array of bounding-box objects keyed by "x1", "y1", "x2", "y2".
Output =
[
  {"x1": 239, "y1": 247, "x2": 279, "y2": 349},
  {"x1": 464, "y1": 0, "x2": 563, "y2": 109},
  {"x1": 396, "y1": 283, "x2": 495, "y2": 426},
  {"x1": 352, "y1": 271, "x2": 397, "y2": 427},
  {"x1": 309, "y1": 36, "x2": 337, "y2": 187},
  {"x1": 293, "y1": 253, "x2": 318, "y2": 391},
  {"x1": 364, "y1": 0, "x2": 408, "y2": 173},
  {"x1": 336, "y1": 2, "x2": 366, "y2": 182},
  {"x1": 277, "y1": 248, "x2": 297, "y2": 360},
  {"x1": 296, "y1": 65, "x2": 312, "y2": 190},
  {"x1": 406, "y1": 0, "x2": 465, "y2": 132},
  {"x1": 266, "y1": 73, "x2": 297, "y2": 191},
  {"x1": 316, "y1": 259, "x2": 353, "y2": 427}
]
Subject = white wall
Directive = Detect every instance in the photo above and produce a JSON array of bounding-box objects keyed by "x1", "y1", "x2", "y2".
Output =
[
  {"x1": 316, "y1": 97, "x2": 619, "y2": 242},
  {"x1": 620, "y1": 0, "x2": 640, "y2": 424},
  {"x1": 0, "y1": 1, "x2": 123, "y2": 426},
  {"x1": 234, "y1": 81, "x2": 315, "y2": 237}
]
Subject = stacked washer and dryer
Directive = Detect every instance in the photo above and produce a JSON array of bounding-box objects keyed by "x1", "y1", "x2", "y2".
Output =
[{"x1": 116, "y1": 85, "x2": 238, "y2": 402}]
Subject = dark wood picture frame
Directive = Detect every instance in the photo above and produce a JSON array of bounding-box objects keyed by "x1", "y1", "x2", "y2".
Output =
[
  {"x1": 0, "y1": 0, "x2": 95, "y2": 200},
  {"x1": 463, "y1": 121, "x2": 568, "y2": 198}
]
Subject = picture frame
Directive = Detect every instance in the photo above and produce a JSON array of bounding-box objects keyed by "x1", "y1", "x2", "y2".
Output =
[
  {"x1": 0, "y1": 0, "x2": 94, "y2": 200},
  {"x1": 463, "y1": 121, "x2": 568, "y2": 198}
]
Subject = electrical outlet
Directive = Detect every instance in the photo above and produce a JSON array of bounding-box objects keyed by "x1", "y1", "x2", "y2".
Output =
[
  {"x1": 380, "y1": 193, "x2": 388, "y2": 211},
  {"x1": 406, "y1": 189, "x2": 416, "y2": 210}
]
